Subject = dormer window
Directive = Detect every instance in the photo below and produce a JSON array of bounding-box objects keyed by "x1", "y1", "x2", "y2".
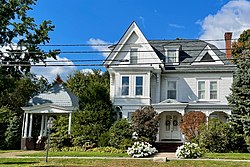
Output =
[
  {"x1": 164, "y1": 46, "x2": 180, "y2": 65},
  {"x1": 130, "y1": 48, "x2": 138, "y2": 64}
]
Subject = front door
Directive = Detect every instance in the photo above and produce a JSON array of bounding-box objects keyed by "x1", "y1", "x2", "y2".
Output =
[{"x1": 160, "y1": 112, "x2": 181, "y2": 140}]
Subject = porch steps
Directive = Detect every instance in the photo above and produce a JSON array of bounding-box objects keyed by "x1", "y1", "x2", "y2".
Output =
[{"x1": 153, "y1": 142, "x2": 183, "y2": 152}]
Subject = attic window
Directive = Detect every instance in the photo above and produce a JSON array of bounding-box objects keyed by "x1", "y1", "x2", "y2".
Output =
[
  {"x1": 164, "y1": 46, "x2": 180, "y2": 65},
  {"x1": 130, "y1": 48, "x2": 138, "y2": 64},
  {"x1": 200, "y1": 52, "x2": 215, "y2": 62}
]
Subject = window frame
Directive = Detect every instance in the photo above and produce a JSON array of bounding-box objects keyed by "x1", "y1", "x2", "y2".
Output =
[
  {"x1": 197, "y1": 80, "x2": 219, "y2": 101},
  {"x1": 135, "y1": 76, "x2": 143, "y2": 96},
  {"x1": 167, "y1": 80, "x2": 178, "y2": 100},
  {"x1": 121, "y1": 76, "x2": 130, "y2": 96},
  {"x1": 130, "y1": 47, "x2": 138, "y2": 64}
]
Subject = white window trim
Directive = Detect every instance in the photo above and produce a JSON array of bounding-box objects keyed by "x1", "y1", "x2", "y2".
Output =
[
  {"x1": 120, "y1": 75, "x2": 145, "y2": 97},
  {"x1": 121, "y1": 75, "x2": 130, "y2": 96},
  {"x1": 130, "y1": 47, "x2": 139, "y2": 64},
  {"x1": 164, "y1": 46, "x2": 180, "y2": 65},
  {"x1": 135, "y1": 76, "x2": 144, "y2": 96},
  {"x1": 196, "y1": 80, "x2": 219, "y2": 101},
  {"x1": 166, "y1": 79, "x2": 178, "y2": 100}
]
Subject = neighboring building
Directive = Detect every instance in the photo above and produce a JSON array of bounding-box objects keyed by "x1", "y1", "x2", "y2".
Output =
[{"x1": 104, "y1": 22, "x2": 235, "y2": 144}]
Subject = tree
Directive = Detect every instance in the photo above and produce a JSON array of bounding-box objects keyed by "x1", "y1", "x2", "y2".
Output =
[
  {"x1": 0, "y1": 0, "x2": 58, "y2": 78},
  {"x1": 0, "y1": 0, "x2": 56, "y2": 149},
  {"x1": 232, "y1": 29, "x2": 250, "y2": 61},
  {"x1": 66, "y1": 70, "x2": 115, "y2": 145},
  {"x1": 195, "y1": 118, "x2": 246, "y2": 153},
  {"x1": 180, "y1": 111, "x2": 206, "y2": 141},
  {"x1": 109, "y1": 119, "x2": 133, "y2": 149},
  {"x1": 131, "y1": 106, "x2": 160, "y2": 143},
  {"x1": 227, "y1": 51, "x2": 250, "y2": 143}
]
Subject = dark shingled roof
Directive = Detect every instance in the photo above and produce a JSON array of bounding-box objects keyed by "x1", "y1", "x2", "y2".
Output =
[{"x1": 148, "y1": 39, "x2": 232, "y2": 66}]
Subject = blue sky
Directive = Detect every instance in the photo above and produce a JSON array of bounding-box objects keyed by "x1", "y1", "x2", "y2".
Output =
[{"x1": 27, "y1": 0, "x2": 250, "y2": 82}]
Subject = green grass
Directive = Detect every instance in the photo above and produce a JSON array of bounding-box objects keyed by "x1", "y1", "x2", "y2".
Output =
[
  {"x1": 202, "y1": 153, "x2": 250, "y2": 160},
  {"x1": 0, "y1": 158, "x2": 249, "y2": 167},
  {"x1": 20, "y1": 151, "x2": 129, "y2": 157}
]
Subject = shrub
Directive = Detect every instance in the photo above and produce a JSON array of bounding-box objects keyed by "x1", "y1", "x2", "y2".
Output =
[
  {"x1": 180, "y1": 111, "x2": 206, "y2": 141},
  {"x1": 194, "y1": 118, "x2": 247, "y2": 153},
  {"x1": 109, "y1": 119, "x2": 133, "y2": 149},
  {"x1": 131, "y1": 106, "x2": 160, "y2": 143},
  {"x1": 176, "y1": 142, "x2": 202, "y2": 159},
  {"x1": 127, "y1": 141, "x2": 158, "y2": 158},
  {"x1": 88, "y1": 146, "x2": 124, "y2": 153},
  {"x1": 98, "y1": 131, "x2": 110, "y2": 147}
]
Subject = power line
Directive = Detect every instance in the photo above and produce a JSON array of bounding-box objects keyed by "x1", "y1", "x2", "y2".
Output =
[
  {"x1": 0, "y1": 47, "x2": 246, "y2": 54},
  {"x1": 0, "y1": 38, "x2": 238, "y2": 47}
]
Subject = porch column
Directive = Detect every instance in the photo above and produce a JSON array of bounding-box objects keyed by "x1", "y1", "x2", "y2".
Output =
[
  {"x1": 156, "y1": 73, "x2": 161, "y2": 103},
  {"x1": 28, "y1": 114, "x2": 33, "y2": 137},
  {"x1": 24, "y1": 113, "x2": 29, "y2": 138},
  {"x1": 21, "y1": 112, "x2": 25, "y2": 137},
  {"x1": 40, "y1": 115, "x2": 45, "y2": 136},
  {"x1": 43, "y1": 115, "x2": 48, "y2": 136},
  {"x1": 68, "y1": 112, "x2": 72, "y2": 134}
]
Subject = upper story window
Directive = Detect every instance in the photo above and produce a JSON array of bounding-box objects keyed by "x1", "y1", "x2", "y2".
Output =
[
  {"x1": 135, "y1": 76, "x2": 143, "y2": 96},
  {"x1": 164, "y1": 46, "x2": 180, "y2": 65},
  {"x1": 130, "y1": 48, "x2": 138, "y2": 64},
  {"x1": 198, "y1": 81, "x2": 205, "y2": 99},
  {"x1": 210, "y1": 81, "x2": 217, "y2": 99},
  {"x1": 122, "y1": 76, "x2": 129, "y2": 95},
  {"x1": 197, "y1": 80, "x2": 218, "y2": 100},
  {"x1": 167, "y1": 81, "x2": 177, "y2": 99}
]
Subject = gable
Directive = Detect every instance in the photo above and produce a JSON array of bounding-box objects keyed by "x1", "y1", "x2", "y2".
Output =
[
  {"x1": 192, "y1": 45, "x2": 224, "y2": 65},
  {"x1": 103, "y1": 22, "x2": 162, "y2": 69},
  {"x1": 200, "y1": 52, "x2": 215, "y2": 62}
]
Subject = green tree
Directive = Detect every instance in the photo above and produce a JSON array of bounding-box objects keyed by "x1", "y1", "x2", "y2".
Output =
[
  {"x1": 131, "y1": 106, "x2": 160, "y2": 143},
  {"x1": 0, "y1": 0, "x2": 58, "y2": 78},
  {"x1": 4, "y1": 114, "x2": 21, "y2": 149},
  {"x1": 109, "y1": 119, "x2": 133, "y2": 149},
  {"x1": 227, "y1": 51, "x2": 250, "y2": 145},
  {"x1": 195, "y1": 118, "x2": 246, "y2": 153},
  {"x1": 0, "y1": 106, "x2": 12, "y2": 149},
  {"x1": 66, "y1": 70, "x2": 115, "y2": 145}
]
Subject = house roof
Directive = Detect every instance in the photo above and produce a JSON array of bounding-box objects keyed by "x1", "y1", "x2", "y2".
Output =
[
  {"x1": 148, "y1": 39, "x2": 232, "y2": 66},
  {"x1": 27, "y1": 83, "x2": 79, "y2": 109}
]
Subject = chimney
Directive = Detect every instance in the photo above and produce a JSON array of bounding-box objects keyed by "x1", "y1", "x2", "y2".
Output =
[
  {"x1": 55, "y1": 74, "x2": 63, "y2": 84},
  {"x1": 224, "y1": 32, "x2": 232, "y2": 59}
]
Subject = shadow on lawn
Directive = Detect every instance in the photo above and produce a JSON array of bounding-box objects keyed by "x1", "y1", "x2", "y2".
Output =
[{"x1": 1, "y1": 161, "x2": 38, "y2": 165}]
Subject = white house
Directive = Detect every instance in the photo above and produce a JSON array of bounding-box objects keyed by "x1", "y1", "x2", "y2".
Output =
[{"x1": 103, "y1": 22, "x2": 235, "y2": 144}]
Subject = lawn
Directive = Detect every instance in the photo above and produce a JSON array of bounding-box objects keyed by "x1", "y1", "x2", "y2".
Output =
[
  {"x1": 0, "y1": 158, "x2": 249, "y2": 167},
  {"x1": 202, "y1": 153, "x2": 250, "y2": 160},
  {"x1": 19, "y1": 151, "x2": 129, "y2": 157}
]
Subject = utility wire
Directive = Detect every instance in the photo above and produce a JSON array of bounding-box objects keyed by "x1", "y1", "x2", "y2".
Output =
[
  {"x1": 0, "y1": 38, "x2": 238, "y2": 47},
  {"x1": 0, "y1": 47, "x2": 246, "y2": 54}
]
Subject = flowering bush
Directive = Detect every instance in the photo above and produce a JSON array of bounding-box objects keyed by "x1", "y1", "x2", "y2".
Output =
[
  {"x1": 127, "y1": 142, "x2": 158, "y2": 158},
  {"x1": 176, "y1": 142, "x2": 202, "y2": 159}
]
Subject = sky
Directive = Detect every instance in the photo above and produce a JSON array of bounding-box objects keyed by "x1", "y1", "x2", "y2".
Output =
[{"x1": 26, "y1": 0, "x2": 250, "y2": 82}]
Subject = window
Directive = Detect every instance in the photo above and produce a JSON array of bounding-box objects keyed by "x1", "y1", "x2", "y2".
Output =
[
  {"x1": 210, "y1": 81, "x2": 217, "y2": 99},
  {"x1": 136, "y1": 76, "x2": 143, "y2": 95},
  {"x1": 198, "y1": 81, "x2": 205, "y2": 99},
  {"x1": 122, "y1": 76, "x2": 129, "y2": 95},
  {"x1": 197, "y1": 80, "x2": 218, "y2": 100},
  {"x1": 167, "y1": 81, "x2": 177, "y2": 99},
  {"x1": 130, "y1": 48, "x2": 138, "y2": 64},
  {"x1": 166, "y1": 50, "x2": 177, "y2": 63}
]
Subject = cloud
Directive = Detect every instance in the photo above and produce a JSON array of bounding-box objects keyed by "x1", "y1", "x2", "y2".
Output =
[
  {"x1": 199, "y1": 0, "x2": 250, "y2": 49},
  {"x1": 169, "y1": 23, "x2": 185, "y2": 29},
  {"x1": 87, "y1": 38, "x2": 110, "y2": 57},
  {"x1": 31, "y1": 55, "x2": 76, "y2": 83},
  {"x1": 139, "y1": 16, "x2": 145, "y2": 27}
]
